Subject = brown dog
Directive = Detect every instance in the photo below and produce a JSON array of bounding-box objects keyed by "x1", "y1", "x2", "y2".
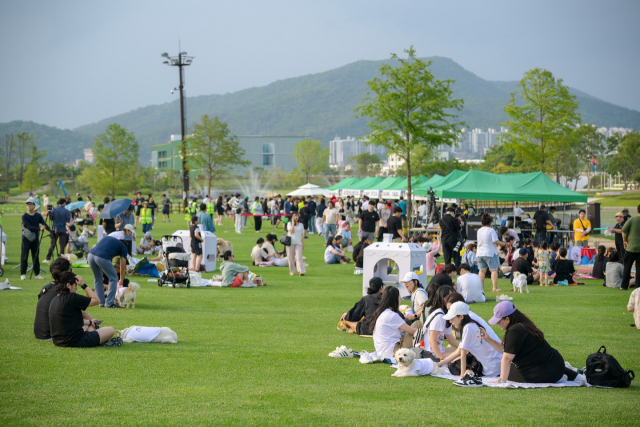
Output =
[{"x1": 216, "y1": 238, "x2": 234, "y2": 260}]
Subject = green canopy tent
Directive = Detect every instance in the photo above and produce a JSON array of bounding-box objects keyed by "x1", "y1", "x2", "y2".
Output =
[
  {"x1": 362, "y1": 176, "x2": 403, "y2": 199},
  {"x1": 341, "y1": 176, "x2": 385, "y2": 197},
  {"x1": 380, "y1": 175, "x2": 429, "y2": 199},
  {"x1": 327, "y1": 177, "x2": 359, "y2": 192},
  {"x1": 413, "y1": 170, "x2": 469, "y2": 196}
]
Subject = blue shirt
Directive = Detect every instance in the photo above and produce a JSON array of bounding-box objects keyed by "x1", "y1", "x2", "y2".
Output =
[
  {"x1": 197, "y1": 211, "x2": 216, "y2": 233},
  {"x1": 90, "y1": 236, "x2": 128, "y2": 260},
  {"x1": 308, "y1": 201, "x2": 317, "y2": 216},
  {"x1": 51, "y1": 206, "x2": 71, "y2": 232},
  {"x1": 316, "y1": 203, "x2": 326, "y2": 219},
  {"x1": 398, "y1": 201, "x2": 407, "y2": 215},
  {"x1": 115, "y1": 212, "x2": 135, "y2": 240},
  {"x1": 284, "y1": 201, "x2": 291, "y2": 214}
]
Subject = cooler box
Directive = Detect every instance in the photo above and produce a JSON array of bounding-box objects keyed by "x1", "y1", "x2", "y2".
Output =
[{"x1": 172, "y1": 228, "x2": 217, "y2": 272}]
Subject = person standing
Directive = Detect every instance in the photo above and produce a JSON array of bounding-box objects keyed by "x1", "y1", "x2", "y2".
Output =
[
  {"x1": 609, "y1": 211, "x2": 628, "y2": 261},
  {"x1": 251, "y1": 196, "x2": 263, "y2": 233},
  {"x1": 147, "y1": 195, "x2": 157, "y2": 228},
  {"x1": 115, "y1": 206, "x2": 135, "y2": 255},
  {"x1": 513, "y1": 202, "x2": 524, "y2": 218},
  {"x1": 206, "y1": 197, "x2": 216, "y2": 223},
  {"x1": 234, "y1": 199, "x2": 243, "y2": 234},
  {"x1": 377, "y1": 201, "x2": 391, "y2": 242},
  {"x1": 299, "y1": 200, "x2": 311, "y2": 235},
  {"x1": 398, "y1": 197, "x2": 407, "y2": 229},
  {"x1": 215, "y1": 195, "x2": 225, "y2": 226},
  {"x1": 184, "y1": 200, "x2": 198, "y2": 229},
  {"x1": 133, "y1": 191, "x2": 144, "y2": 228},
  {"x1": 359, "y1": 202, "x2": 379, "y2": 242},
  {"x1": 621, "y1": 204, "x2": 640, "y2": 291},
  {"x1": 533, "y1": 204, "x2": 553, "y2": 244},
  {"x1": 161, "y1": 194, "x2": 171, "y2": 223},
  {"x1": 241, "y1": 196, "x2": 250, "y2": 229},
  {"x1": 287, "y1": 212, "x2": 306, "y2": 276},
  {"x1": 440, "y1": 207, "x2": 462, "y2": 267},
  {"x1": 21, "y1": 198, "x2": 50, "y2": 280},
  {"x1": 139, "y1": 202, "x2": 153, "y2": 234},
  {"x1": 87, "y1": 235, "x2": 128, "y2": 308},
  {"x1": 44, "y1": 198, "x2": 73, "y2": 263},
  {"x1": 307, "y1": 196, "x2": 317, "y2": 234},
  {"x1": 190, "y1": 216, "x2": 203, "y2": 272},
  {"x1": 476, "y1": 214, "x2": 505, "y2": 293},
  {"x1": 387, "y1": 207, "x2": 406, "y2": 242},
  {"x1": 573, "y1": 209, "x2": 591, "y2": 247},
  {"x1": 197, "y1": 203, "x2": 216, "y2": 233},
  {"x1": 316, "y1": 198, "x2": 327, "y2": 236},
  {"x1": 322, "y1": 201, "x2": 339, "y2": 243}
]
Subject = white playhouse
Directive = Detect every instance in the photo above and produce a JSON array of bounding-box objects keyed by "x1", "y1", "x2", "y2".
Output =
[{"x1": 362, "y1": 236, "x2": 427, "y2": 298}]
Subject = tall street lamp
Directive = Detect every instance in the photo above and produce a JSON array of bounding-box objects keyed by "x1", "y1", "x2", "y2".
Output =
[{"x1": 161, "y1": 51, "x2": 194, "y2": 209}]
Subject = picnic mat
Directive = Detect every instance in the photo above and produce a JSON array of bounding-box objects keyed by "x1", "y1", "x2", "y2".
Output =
[{"x1": 428, "y1": 370, "x2": 589, "y2": 389}]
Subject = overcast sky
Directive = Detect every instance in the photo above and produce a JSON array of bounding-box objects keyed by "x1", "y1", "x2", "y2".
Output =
[{"x1": 1, "y1": 0, "x2": 638, "y2": 130}]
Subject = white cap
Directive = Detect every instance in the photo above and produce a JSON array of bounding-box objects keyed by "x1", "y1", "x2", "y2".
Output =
[
  {"x1": 422, "y1": 242, "x2": 432, "y2": 252},
  {"x1": 443, "y1": 301, "x2": 470, "y2": 320},
  {"x1": 26, "y1": 197, "x2": 36, "y2": 204},
  {"x1": 400, "y1": 271, "x2": 419, "y2": 283},
  {"x1": 144, "y1": 231, "x2": 152, "y2": 238},
  {"x1": 124, "y1": 224, "x2": 135, "y2": 233}
]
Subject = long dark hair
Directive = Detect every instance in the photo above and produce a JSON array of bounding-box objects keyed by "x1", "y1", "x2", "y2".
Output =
[
  {"x1": 369, "y1": 286, "x2": 400, "y2": 333},
  {"x1": 367, "y1": 277, "x2": 384, "y2": 295},
  {"x1": 428, "y1": 285, "x2": 455, "y2": 315},
  {"x1": 504, "y1": 309, "x2": 545, "y2": 341},
  {"x1": 596, "y1": 245, "x2": 606, "y2": 262},
  {"x1": 458, "y1": 314, "x2": 477, "y2": 334},
  {"x1": 426, "y1": 282, "x2": 442, "y2": 308}
]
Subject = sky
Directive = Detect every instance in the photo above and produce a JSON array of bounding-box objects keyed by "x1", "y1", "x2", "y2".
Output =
[{"x1": 1, "y1": 0, "x2": 639, "y2": 130}]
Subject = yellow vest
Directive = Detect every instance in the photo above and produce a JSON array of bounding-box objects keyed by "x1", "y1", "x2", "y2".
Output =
[
  {"x1": 140, "y1": 208, "x2": 152, "y2": 224},
  {"x1": 184, "y1": 205, "x2": 197, "y2": 221},
  {"x1": 207, "y1": 202, "x2": 215, "y2": 215}
]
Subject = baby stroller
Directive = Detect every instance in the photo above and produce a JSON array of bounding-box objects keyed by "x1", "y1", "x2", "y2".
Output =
[{"x1": 157, "y1": 235, "x2": 191, "y2": 288}]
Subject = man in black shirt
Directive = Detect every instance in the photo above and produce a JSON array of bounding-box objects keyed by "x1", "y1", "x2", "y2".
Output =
[
  {"x1": 359, "y1": 203, "x2": 380, "y2": 242},
  {"x1": 387, "y1": 207, "x2": 406, "y2": 242},
  {"x1": 307, "y1": 196, "x2": 317, "y2": 234},
  {"x1": 429, "y1": 263, "x2": 456, "y2": 287},
  {"x1": 440, "y1": 207, "x2": 462, "y2": 267},
  {"x1": 533, "y1": 204, "x2": 553, "y2": 245},
  {"x1": 608, "y1": 211, "x2": 627, "y2": 260},
  {"x1": 513, "y1": 248, "x2": 540, "y2": 284},
  {"x1": 49, "y1": 271, "x2": 120, "y2": 347}
]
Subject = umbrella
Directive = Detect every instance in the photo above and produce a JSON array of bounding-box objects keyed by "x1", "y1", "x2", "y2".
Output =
[
  {"x1": 287, "y1": 183, "x2": 333, "y2": 197},
  {"x1": 100, "y1": 199, "x2": 133, "y2": 220},
  {"x1": 66, "y1": 201, "x2": 86, "y2": 211}
]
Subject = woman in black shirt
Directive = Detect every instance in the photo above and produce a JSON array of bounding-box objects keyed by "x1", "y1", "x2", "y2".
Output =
[
  {"x1": 480, "y1": 301, "x2": 584, "y2": 384},
  {"x1": 552, "y1": 247, "x2": 576, "y2": 284},
  {"x1": 591, "y1": 245, "x2": 607, "y2": 280},
  {"x1": 340, "y1": 277, "x2": 383, "y2": 334}
]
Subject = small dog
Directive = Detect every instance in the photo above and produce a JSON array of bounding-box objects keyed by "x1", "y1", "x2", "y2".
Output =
[
  {"x1": 114, "y1": 281, "x2": 140, "y2": 308},
  {"x1": 119, "y1": 326, "x2": 178, "y2": 343},
  {"x1": 512, "y1": 272, "x2": 530, "y2": 294},
  {"x1": 392, "y1": 348, "x2": 446, "y2": 377},
  {"x1": 216, "y1": 238, "x2": 234, "y2": 260}
]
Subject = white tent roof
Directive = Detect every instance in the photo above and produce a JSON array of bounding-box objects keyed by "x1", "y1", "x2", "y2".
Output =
[{"x1": 287, "y1": 183, "x2": 332, "y2": 197}]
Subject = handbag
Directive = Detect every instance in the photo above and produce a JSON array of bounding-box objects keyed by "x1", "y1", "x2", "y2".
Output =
[
  {"x1": 21, "y1": 226, "x2": 37, "y2": 242},
  {"x1": 279, "y1": 234, "x2": 291, "y2": 246}
]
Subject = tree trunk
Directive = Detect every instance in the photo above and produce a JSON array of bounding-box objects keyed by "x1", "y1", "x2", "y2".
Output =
[
  {"x1": 406, "y1": 151, "x2": 412, "y2": 231},
  {"x1": 207, "y1": 170, "x2": 212, "y2": 198}
]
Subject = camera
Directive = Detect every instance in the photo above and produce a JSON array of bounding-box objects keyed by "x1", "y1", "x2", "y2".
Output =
[{"x1": 454, "y1": 240, "x2": 463, "y2": 253}]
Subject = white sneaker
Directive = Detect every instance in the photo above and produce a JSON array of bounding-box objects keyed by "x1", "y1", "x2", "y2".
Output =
[
  {"x1": 328, "y1": 345, "x2": 353, "y2": 358},
  {"x1": 35, "y1": 275, "x2": 44, "y2": 280},
  {"x1": 42, "y1": 259, "x2": 51, "y2": 264},
  {"x1": 20, "y1": 275, "x2": 26, "y2": 280}
]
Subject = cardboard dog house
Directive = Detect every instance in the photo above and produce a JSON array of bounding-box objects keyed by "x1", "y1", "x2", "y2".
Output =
[{"x1": 362, "y1": 240, "x2": 427, "y2": 298}]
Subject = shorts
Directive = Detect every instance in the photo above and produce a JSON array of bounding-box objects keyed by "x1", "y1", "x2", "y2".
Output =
[
  {"x1": 162, "y1": 205, "x2": 170, "y2": 214},
  {"x1": 361, "y1": 231, "x2": 376, "y2": 242},
  {"x1": 478, "y1": 254, "x2": 500, "y2": 271},
  {"x1": 71, "y1": 331, "x2": 101, "y2": 348},
  {"x1": 576, "y1": 240, "x2": 588, "y2": 247}
]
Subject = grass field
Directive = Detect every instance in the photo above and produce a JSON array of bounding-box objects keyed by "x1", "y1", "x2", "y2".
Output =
[{"x1": 0, "y1": 213, "x2": 638, "y2": 426}]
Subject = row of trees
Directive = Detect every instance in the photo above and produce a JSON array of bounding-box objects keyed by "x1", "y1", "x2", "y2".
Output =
[{"x1": 1, "y1": 132, "x2": 47, "y2": 194}]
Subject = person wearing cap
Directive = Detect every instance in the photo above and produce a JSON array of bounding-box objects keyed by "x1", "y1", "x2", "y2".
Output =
[
  {"x1": 620, "y1": 204, "x2": 640, "y2": 291},
  {"x1": 609, "y1": 211, "x2": 628, "y2": 260},
  {"x1": 438, "y1": 301, "x2": 502, "y2": 378},
  {"x1": 340, "y1": 277, "x2": 384, "y2": 334},
  {"x1": 622, "y1": 208, "x2": 631, "y2": 222},
  {"x1": 402, "y1": 272, "x2": 428, "y2": 323},
  {"x1": 455, "y1": 263, "x2": 485, "y2": 303},
  {"x1": 137, "y1": 231, "x2": 155, "y2": 255},
  {"x1": 88, "y1": 235, "x2": 128, "y2": 308},
  {"x1": 513, "y1": 248, "x2": 540, "y2": 285},
  {"x1": 21, "y1": 197, "x2": 51, "y2": 280},
  {"x1": 108, "y1": 224, "x2": 136, "y2": 256},
  {"x1": 480, "y1": 301, "x2": 585, "y2": 384},
  {"x1": 572, "y1": 209, "x2": 591, "y2": 247},
  {"x1": 533, "y1": 204, "x2": 553, "y2": 245}
]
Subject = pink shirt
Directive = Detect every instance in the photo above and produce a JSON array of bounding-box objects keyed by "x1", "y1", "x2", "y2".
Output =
[{"x1": 426, "y1": 243, "x2": 440, "y2": 271}]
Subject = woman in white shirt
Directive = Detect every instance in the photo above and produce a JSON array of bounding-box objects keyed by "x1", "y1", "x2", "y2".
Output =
[
  {"x1": 324, "y1": 236, "x2": 348, "y2": 264},
  {"x1": 477, "y1": 214, "x2": 506, "y2": 292},
  {"x1": 421, "y1": 285, "x2": 459, "y2": 360},
  {"x1": 371, "y1": 286, "x2": 417, "y2": 359},
  {"x1": 438, "y1": 301, "x2": 502, "y2": 377},
  {"x1": 287, "y1": 213, "x2": 306, "y2": 276},
  {"x1": 401, "y1": 271, "x2": 428, "y2": 323}
]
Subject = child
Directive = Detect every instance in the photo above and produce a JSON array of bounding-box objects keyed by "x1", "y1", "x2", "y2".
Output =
[
  {"x1": 425, "y1": 236, "x2": 440, "y2": 277},
  {"x1": 605, "y1": 251, "x2": 625, "y2": 289},
  {"x1": 552, "y1": 247, "x2": 576, "y2": 285},
  {"x1": 548, "y1": 242, "x2": 560, "y2": 276},
  {"x1": 461, "y1": 243, "x2": 479, "y2": 274},
  {"x1": 537, "y1": 241, "x2": 551, "y2": 286}
]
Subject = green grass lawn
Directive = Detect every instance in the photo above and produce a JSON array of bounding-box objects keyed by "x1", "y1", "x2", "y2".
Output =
[{"x1": 0, "y1": 213, "x2": 638, "y2": 426}]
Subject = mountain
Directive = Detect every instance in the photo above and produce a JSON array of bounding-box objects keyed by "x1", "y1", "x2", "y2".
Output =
[
  {"x1": 5, "y1": 57, "x2": 640, "y2": 163},
  {"x1": 0, "y1": 120, "x2": 94, "y2": 163}
]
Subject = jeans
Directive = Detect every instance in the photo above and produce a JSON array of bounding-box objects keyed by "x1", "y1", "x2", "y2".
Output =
[
  {"x1": 621, "y1": 251, "x2": 640, "y2": 290},
  {"x1": 46, "y1": 231, "x2": 68, "y2": 261},
  {"x1": 324, "y1": 224, "x2": 337, "y2": 243},
  {"x1": 535, "y1": 229, "x2": 547, "y2": 245},
  {"x1": 308, "y1": 215, "x2": 316, "y2": 233},
  {"x1": 142, "y1": 223, "x2": 152, "y2": 233},
  {"x1": 21, "y1": 237, "x2": 40, "y2": 275},
  {"x1": 88, "y1": 253, "x2": 119, "y2": 306}
]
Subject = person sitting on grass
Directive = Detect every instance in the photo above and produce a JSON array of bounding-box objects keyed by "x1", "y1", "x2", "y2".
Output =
[
  {"x1": 220, "y1": 251, "x2": 251, "y2": 287},
  {"x1": 49, "y1": 271, "x2": 121, "y2": 347},
  {"x1": 352, "y1": 235, "x2": 372, "y2": 271},
  {"x1": 428, "y1": 263, "x2": 456, "y2": 287},
  {"x1": 513, "y1": 248, "x2": 540, "y2": 285},
  {"x1": 137, "y1": 231, "x2": 155, "y2": 254},
  {"x1": 552, "y1": 247, "x2": 576, "y2": 285},
  {"x1": 461, "y1": 243, "x2": 479, "y2": 273},
  {"x1": 455, "y1": 263, "x2": 485, "y2": 303},
  {"x1": 605, "y1": 250, "x2": 633, "y2": 289},
  {"x1": 401, "y1": 272, "x2": 428, "y2": 325},
  {"x1": 324, "y1": 236, "x2": 350, "y2": 265},
  {"x1": 370, "y1": 286, "x2": 417, "y2": 359},
  {"x1": 339, "y1": 277, "x2": 384, "y2": 334},
  {"x1": 444, "y1": 292, "x2": 501, "y2": 344},
  {"x1": 591, "y1": 245, "x2": 608, "y2": 286},
  {"x1": 336, "y1": 221, "x2": 353, "y2": 249},
  {"x1": 480, "y1": 301, "x2": 585, "y2": 384},
  {"x1": 421, "y1": 285, "x2": 459, "y2": 361}
]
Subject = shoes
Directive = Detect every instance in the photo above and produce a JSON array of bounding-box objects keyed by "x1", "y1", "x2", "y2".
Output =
[
  {"x1": 496, "y1": 294, "x2": 513, "y2": 302},
  {"x1": 20, "y1": 275, "x2": 26, "y2": 280},
  {"x1": 454, "y1": 372, "x2": 484, "y2": 387},
  {"x1": 105, "y1": 303, "x2": 124, "y2": 308},
  {"x1": 42, "y1": 259, "x2": 51, "y2": 264},
  {"x1": 358, "y1": 350, "x2": 382, "y2": 364},
  {"x1": 35, "y1": 275, "x2": 44, "y2": 280},
  {"x1": 328, "y1": 345, "x2": 353, "y2": 358},
  {"x1": 100, "y1": 336, "x2": 123, "y2": 347}
]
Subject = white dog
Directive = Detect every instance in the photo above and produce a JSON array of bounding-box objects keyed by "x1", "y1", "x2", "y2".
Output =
[
  {"x1": 119, "y1": 326, "x2": 178, "y2": 343},
  {"x1": 116, "y1": 282, "x2": 140, "y2": 308},
  {"x1": 392, "y1": 348, "x2": 446, "y2": 377},
  {"x1": 512, "y1": 272, "x2": 530, "y2": 294}
]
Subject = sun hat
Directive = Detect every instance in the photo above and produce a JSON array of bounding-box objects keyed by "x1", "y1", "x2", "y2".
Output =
[
  {"x1": 400, "y1": 271, "x2": 419, "y2": 283},
  {"x1": 124, "y1": 224, "x2": 135, "y2": 233},
  {"x1": 443, "y1": 301, "x2": 470, "y2": 320},
  {"x1": 26, "y1": 197, "x2": 36, "y2": 204},
  {"x1": 489, "y1": 301, "x2": 517, "y2": 325}
]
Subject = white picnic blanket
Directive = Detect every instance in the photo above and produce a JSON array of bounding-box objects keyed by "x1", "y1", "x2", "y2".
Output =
[{"x1": 429, "y1": 370, "x2": 589, "y2": 388}]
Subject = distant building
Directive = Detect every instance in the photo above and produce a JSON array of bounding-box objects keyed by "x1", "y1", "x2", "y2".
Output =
[
  {"x1": 596, "y1": 126, "x2": 632, "y2": 138},
  {"x1": 329, "y1": 136, "x2": 387, "y2": 169},
  {"x1": 150, "y1": 134, "x2": 307, "y2": 175},
  {"x1": 83, "y1": 148, "x2": 94, "y2": 163}
]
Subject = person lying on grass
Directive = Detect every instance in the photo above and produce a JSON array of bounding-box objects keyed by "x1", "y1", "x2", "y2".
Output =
[
  {"x1": 49, "y1": 271, "x2": 120, "y2": 347},
  {"x1": 370, "y1": 286, "x2": 417, "y2": 359},
  {"x1": 479, "y1": 301, "x2": 585, "y2": 384},
  {"x1": 339, "y1": 277, "x2": 384, "y2": 334}
]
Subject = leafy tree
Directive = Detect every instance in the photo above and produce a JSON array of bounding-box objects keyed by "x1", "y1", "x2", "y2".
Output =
[
  {"x1": 2, "y1": 134, "x2": 16, "y2": 193},
  {"x1": 293, "y1": 139, "x2": 329, "y2": 183},
  {"x1": 264, "y1": 167, "x2": 286, "y2": 189},
  {"x1": 572, "y1": 125, "x2": 605, "y2": 190},
  {"x1": 93, "y1": 123, "x2": 139, "y2": 198},
  {"x1": 418, "y1": 158, "x2": 471, "y2": 177},
  {"x1": 355, "y1": 46, "x2": 464, "y2": 219},
  {"x1": 394, "y1": 145, "x2": 435, "y2": 178},
  {"x1": 349, "y1": 152, "x2": 383, "y2": 178},
  {"x1": 501, "y1": 68, "x2": 580, "y2": 175},
  {"x1": 480, "y1": 143, "x2": 523, "y2": 173},
  {"x1": 608, "y1": 131, "x2": 640, "y2": 190},
  {"x1": 16, "y1": 132, "x2": 36, "y2": 184},
  {"x1": 190, "y1": 115, "x2": 250, "y2": 196},
  {"x1": 28, "y1": 143, "x2": 46, "y2": 167},
  {"x1": 19, "y1": 164, "x2": 41, "y2": 193}
]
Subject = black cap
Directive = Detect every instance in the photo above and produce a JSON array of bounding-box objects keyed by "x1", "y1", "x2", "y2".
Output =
[{"x1": 256, "y1": 237, "x2": 264, "y2": 244}]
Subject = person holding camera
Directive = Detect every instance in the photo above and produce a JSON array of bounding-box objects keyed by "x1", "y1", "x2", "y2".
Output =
[
  {"x1": 440, "y1": 207, "x2": 462, "y2": 267},
  {"x1": 21, "y1": 198, "x2": 50, "y2": 280},
  {"x1": 573, "y1": 209, "x2": 591, "y2": 247},
  {"x1": 49, "y1": 271, "x2": 120, "y2": 347},
  {"x1": 286, "y1": 212, "x2": 306, "y2": 276},
  {"x1": 44, "y1": 198, "x2": 73, "y2": 263}
]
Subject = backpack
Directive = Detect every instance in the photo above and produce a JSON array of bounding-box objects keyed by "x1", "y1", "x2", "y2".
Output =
[{"x1": 585, "y1": 346, "x2": 634, "y2": 388}]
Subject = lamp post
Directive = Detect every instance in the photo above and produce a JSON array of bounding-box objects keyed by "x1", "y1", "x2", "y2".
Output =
[{"x1": 161, "y1": 51, "x2": 194, "y2": 209}]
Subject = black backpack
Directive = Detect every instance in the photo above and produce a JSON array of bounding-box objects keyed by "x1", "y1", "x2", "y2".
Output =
[{"x1": 585, "y1": 346, "x2": 634, "y2": 388}]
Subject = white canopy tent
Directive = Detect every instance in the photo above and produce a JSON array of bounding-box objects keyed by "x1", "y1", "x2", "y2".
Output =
[{"x1": 287, "y1": 183, "x2": 333, "y2": 197}]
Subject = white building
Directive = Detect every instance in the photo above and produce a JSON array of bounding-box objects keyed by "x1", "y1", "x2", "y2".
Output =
[{"x1": 329, "y1": 136, "x2": 387, "y2": 168}]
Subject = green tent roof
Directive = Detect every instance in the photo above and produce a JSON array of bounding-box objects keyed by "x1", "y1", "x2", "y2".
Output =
[
  {"x1": 327, "y1": 177, "x2": 359, "y2": 191},
  {"x1": 414, "y1": 170, "x2": 467, "y2": 196}
]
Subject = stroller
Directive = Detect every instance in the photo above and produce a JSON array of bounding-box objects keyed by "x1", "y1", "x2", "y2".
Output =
[{"x1": 157, "y1": 235, "x2": 191, "y2": 288}]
